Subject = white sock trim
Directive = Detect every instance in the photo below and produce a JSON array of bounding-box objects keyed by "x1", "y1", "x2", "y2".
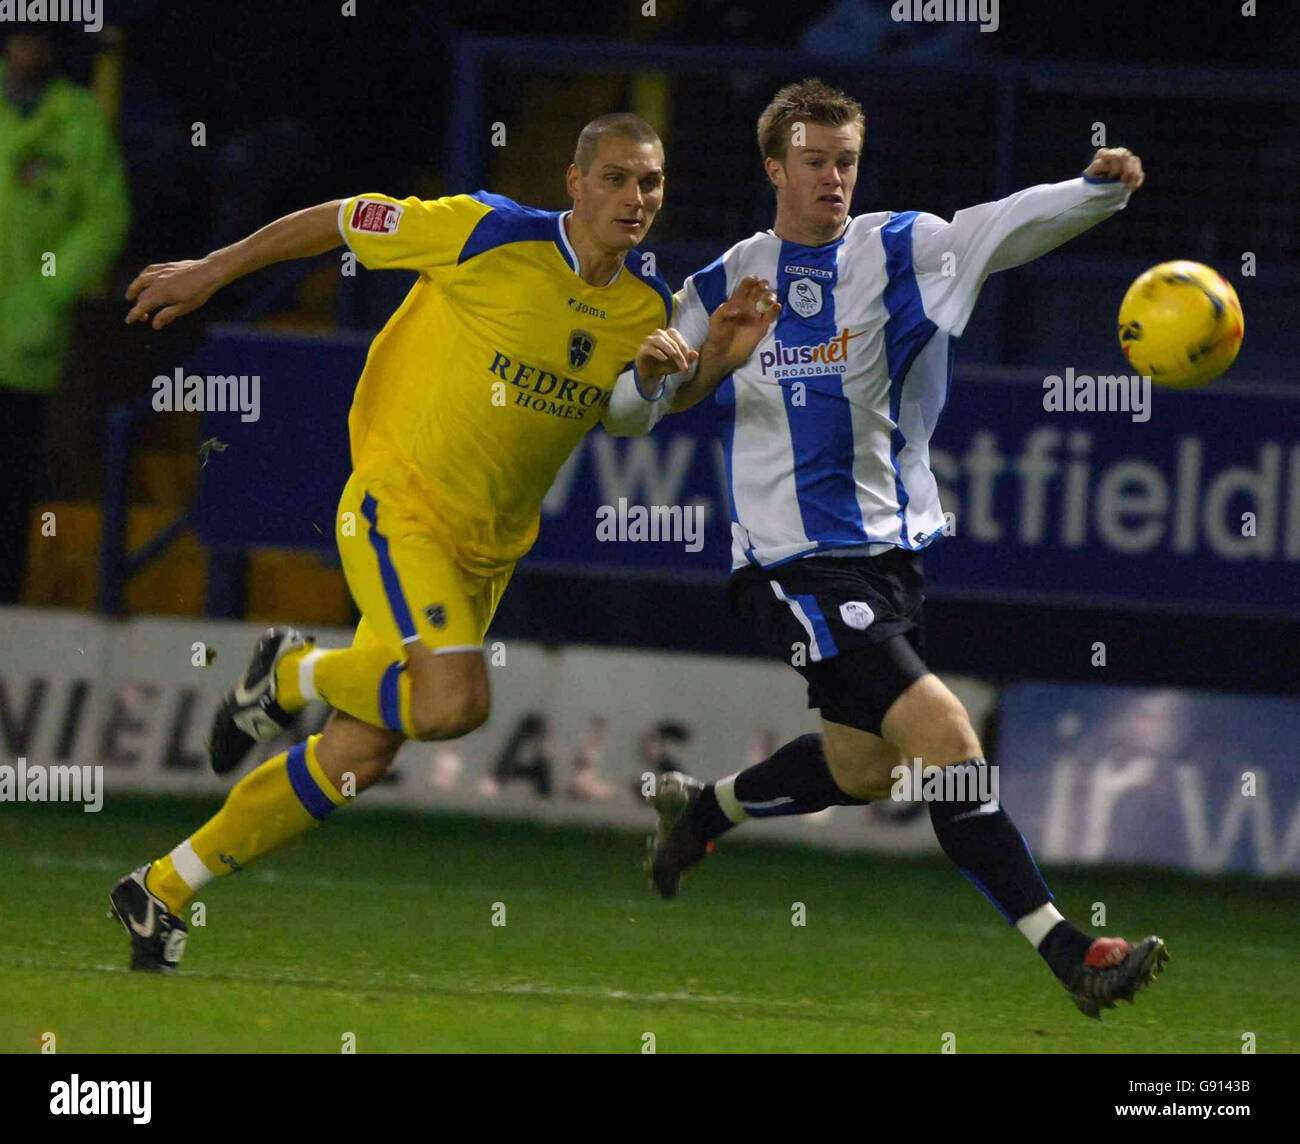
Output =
[
  {"x1": 169, "y1": 839, "x2": 215, "y2": 892},
  {"x1": 298, "y1": 648, "x2": 325, "y2": 703},
  {"x1": 1016, "y1": 901, "x2": 1065, "y2": 948},
  {"x1": 713, "y1": 774, "x2": 749, "y2": 824}
]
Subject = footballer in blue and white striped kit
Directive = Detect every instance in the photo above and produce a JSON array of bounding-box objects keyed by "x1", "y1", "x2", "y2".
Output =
[{"x1": 615, "y1": 78, "x2": 1169, "y2": 1019}]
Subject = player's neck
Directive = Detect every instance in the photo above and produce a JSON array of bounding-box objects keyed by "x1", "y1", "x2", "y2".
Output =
[
  {"x1": 771, "y1": 211, "x2": 847, "y2": 248},
  {"x1": 563, "y1": 214, "x2": 625, "y2": 287}
]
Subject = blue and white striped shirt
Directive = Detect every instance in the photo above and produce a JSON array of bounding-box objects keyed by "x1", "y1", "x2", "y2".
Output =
[{"x1": 607, "y1": 176, "x2": 1131, "y2": 570}]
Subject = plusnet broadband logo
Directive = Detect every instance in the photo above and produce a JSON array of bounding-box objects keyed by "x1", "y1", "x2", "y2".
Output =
[
  {"x1": 758, "y1": 327, "x2": 866, "y2": 381},
  {"x1": 0, "y1": 0, "x2": 102, "y2": 33}
]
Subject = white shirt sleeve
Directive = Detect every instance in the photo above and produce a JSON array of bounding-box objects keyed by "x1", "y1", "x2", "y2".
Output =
[
  {"x1": 912, "y1": 176, "x2": 1132, "y2": 337},
  {"x1": 602, "y1": 281, "x2": 709, "y2": 436},
  {"x1": 670, "y1": 274, "x2": 712, "y2": 350}
]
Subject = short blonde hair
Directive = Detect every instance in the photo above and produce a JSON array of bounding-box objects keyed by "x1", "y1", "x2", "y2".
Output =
[{"x1": 756, "y1": 78, "x2": 865, "y2": 163}]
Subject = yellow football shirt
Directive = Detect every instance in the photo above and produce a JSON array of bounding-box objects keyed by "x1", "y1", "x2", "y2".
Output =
[{"x1": 337, "y1": 191, "x2": 673, "y2": 575}]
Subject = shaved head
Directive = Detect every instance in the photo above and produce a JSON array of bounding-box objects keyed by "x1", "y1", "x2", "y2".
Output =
[{"x1": 574, "y1": 113, "x2": 662, "y2": 173}]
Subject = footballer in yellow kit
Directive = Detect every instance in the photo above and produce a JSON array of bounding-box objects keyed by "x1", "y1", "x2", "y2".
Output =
[
  {"x1": 108, "y1": 113, "x2": 784, "y2": 971},
  {"x1": 335, "y1": 187, "x2": 675, "y2": 659}
]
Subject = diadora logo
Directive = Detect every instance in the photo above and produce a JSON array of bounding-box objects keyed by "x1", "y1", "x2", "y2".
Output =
[
  {"x1": 782, "y1": 263, "x2": 834, "y2": 281},
  {"x1": 757, "y1": 328, "x2": 867, "y2": 380}
]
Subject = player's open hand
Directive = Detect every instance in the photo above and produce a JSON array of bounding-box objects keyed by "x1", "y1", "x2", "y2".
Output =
[
  {"x1": 701, "y1": 276, "x2": 781, "y2": 375},
  {"x1": 125, "y1": 258, "x2": 225, "y2": 329},
  {"x1": 1084, "y1": 147, "x2": 1144, "y2": 191},
  {"x1": 634, "y1": 328, "x2": 699, "y2": 391}
]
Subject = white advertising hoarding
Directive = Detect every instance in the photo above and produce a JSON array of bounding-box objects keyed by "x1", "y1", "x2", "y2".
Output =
[{"x1": 0, "y1": 608, "x2": 1000, "y2": 853}]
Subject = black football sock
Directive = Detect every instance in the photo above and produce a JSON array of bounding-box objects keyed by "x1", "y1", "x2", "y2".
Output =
[
  {"x1": 690, "y1": 733, "x2": 870, "y2": 843},
  {"x1": 1036, "y1": 919, "x2": 1095, "y2": 984},
  {"x1": 927, "y1": 758, "x2": 1058, "y2": 927},
  {"x1": 689, "y1": 786, "x2": 736, "y2": 842}
]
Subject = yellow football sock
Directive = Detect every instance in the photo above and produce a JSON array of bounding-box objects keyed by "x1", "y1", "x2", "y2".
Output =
[
  {"x1": 144, "y1": 734, "x2": 347, "y2": 914},
  {"x1": 289, "y1": 643, "x2": 414, "y2": 736},
  {"x1": 272, "y1": 644, "x2": 311, "y2": 711}
]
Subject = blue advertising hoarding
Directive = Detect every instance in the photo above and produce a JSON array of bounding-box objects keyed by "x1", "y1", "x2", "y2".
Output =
[
  {"x1": 997, "y1": 682, "x2": 1300, "y2": 876},
  {"x1": 194, "y1": 326, "x2": 1300, "y2": 615}
]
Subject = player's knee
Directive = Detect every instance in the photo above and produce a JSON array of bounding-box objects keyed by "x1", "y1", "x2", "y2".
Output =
[
  {"x1": 824, "y1": 742, "x2": 896, "y2": 802},
  {"x1": 886, "y1": 683, "x2": 982, "y2": 768},
  {"x1": 409, "y1": 684, "x2": 489, "y2": 741},
  {"x1": 851, "y1": 764, "x2": 899, "y2": 802},
  {"x1": 921, "y1": 715, "x2": 983, "y2": 769},
  {"x1": 441, "y1": 694, "x2": 489, "y2": 739}
]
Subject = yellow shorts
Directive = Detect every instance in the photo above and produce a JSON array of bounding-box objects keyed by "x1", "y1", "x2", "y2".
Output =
[{"x1": 336, "y1": 471, "x2": 513, "y2": 655}]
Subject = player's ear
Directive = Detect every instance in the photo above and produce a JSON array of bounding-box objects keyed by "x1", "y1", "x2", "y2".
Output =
[
  {"x1": 764, "y1": 157, "x2": 784, "y2": 191},
  {"x1": 564, "y1": 162, "x2": 582, "y2": 202}
]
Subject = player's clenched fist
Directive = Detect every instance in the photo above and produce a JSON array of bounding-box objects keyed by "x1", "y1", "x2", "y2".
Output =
[
  {"x1": 634, "y1": 327, "x2": 699, "y2": 388},
  {"x1": 1084, "y1": 147, "x2": 1144, "y2": 191},
  {"x1": 125, "y1": 258, "x2": 224, "y2": 329}
]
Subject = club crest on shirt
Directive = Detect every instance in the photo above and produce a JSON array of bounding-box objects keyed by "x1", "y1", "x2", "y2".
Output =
[
  {"x1": 787, "y1": 277, "x2": 823, "y2": 319},
  {"x1": 568, "y1": 330, "x2": 596, "y2": 371},
  {"x1": 424, "y1": 604, "x2": 447, "y2": 629},
  {"x1": 840, "y1": 601, "x2": 875, "y2": 630}
]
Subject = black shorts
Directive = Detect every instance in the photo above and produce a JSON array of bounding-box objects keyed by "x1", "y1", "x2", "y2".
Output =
[{"x1": 728, "y1": 547, "x2": 930, "y2": 737}]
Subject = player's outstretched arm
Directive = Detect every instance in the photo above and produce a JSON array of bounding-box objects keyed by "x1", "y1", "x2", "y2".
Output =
[
  {"x1": 911, "y1": 148, "x2": 1144, "y2": 338},
  {"x1": 125, "y1": 199, "x2": 345, "y2": 329}
]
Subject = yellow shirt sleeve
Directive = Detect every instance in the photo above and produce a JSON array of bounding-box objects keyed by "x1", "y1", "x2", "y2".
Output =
[{"x1": 337, "y1": 192, "x2": 491, "y2": 273}]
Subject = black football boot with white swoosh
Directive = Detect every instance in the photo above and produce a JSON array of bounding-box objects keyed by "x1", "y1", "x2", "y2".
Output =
[
  {"x1": 208, "y1": 626, "x2": 311, "y2": 775},
  {"x1": 109, "y1": 865, "x2": 188, "y2": 972}
]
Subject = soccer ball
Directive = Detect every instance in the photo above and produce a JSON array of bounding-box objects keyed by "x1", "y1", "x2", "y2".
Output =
[{"x1": 1117, "y1": 260, "x2": 1244, "y2": 388}]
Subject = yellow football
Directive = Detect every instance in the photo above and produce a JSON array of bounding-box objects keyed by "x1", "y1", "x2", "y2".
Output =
[{"x1": 1117, "y1": 260, "x2": 1244, "y2": 388}]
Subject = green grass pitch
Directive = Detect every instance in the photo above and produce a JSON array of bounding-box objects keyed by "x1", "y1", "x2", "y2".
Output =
[{"x1": 1, "y1": 794, "x2": 1296, "y2": 1053}]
